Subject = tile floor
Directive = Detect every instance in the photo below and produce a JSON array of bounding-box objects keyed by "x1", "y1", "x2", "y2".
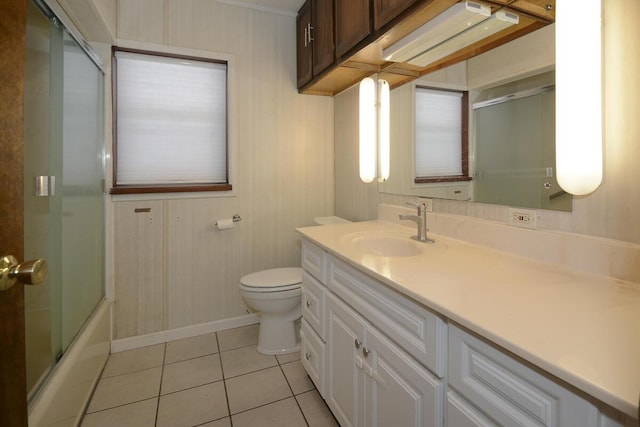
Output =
[{"x1": 81, "y1": 324, "x2": 339, "y2": 427}]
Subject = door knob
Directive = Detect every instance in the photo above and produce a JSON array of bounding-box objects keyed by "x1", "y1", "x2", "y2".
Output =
[{"x1": 0, "y1": 255, "x2": 48, "y2": 291}]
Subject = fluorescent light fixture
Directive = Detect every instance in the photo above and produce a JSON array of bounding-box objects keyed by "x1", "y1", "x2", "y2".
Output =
[
  {"x1": 556, "y1": 0, "x2": 603, "y2": 195},
  {"x1": 383, "y1": 1, "x2": 490, "y2": 62},
  {"x1": 359, "y1": 77, "x2": 377, "y2": 183},
  {"x1": 377, "y1": 79, "x2": 390, "y2": 182},
  {"x1": 359, "y1": 77, "x2": 391, "y2": 183},
  {"x1": 408, "y1": 10, "x2": 519, "y2": 67}
]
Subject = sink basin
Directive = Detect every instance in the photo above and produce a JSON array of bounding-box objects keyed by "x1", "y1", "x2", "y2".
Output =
[
  {"x1": 341, "y1": 231, "x2": 425, "y2": 257},
  {"x1": 354, "y1": 236, "x2": 423, "y2": 257}
]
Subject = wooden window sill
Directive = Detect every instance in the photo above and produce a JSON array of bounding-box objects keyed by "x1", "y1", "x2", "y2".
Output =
[
  {"x1": 414, "y1": 176, "x2": 472, "y2": 184},
  {"x1": 110, "y1": 184, "x2": 232, "y2": 195}
]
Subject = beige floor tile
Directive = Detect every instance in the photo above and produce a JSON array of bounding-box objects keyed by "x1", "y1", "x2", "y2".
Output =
[
  {"x1": 80, "y1": 398, "x2": 157, "y2": 427},
  {"x1": 231, "y1": 397, "x2": 307, "y2": 427},
  {"x1": 101, "y1": 344, "x2": 165, "y2": 378},
  {"x1": 156, "y1": 382, "x2": 228, "y2": 427},
  {"x1": 199, "y1": 417, "x2": 231, "y2": 427},
  {"x1": 281, "y1": 360, "x2": 315, "y2": 395},
  {"x1": 276, "y1": 351, "x2": 301, "y2": 365},
  {"x1": 161, "y1": 354, "x2": 223, "y2": 395},
  {"x1": 87, "y1": 367, "x2": 161, "y2": 413},
  {"x1": 220, "y1": 345, "x2": 277, "y2": 378},
  {"x1": 225, "y1": 366, "x2": 292, "y2": 414},
  {"x1": 165, "y1": 332, "x2": 218, "y2": 364},
  {"x1": 217, "y1": 324, "x2": 259, "y2": 351},
  {"x1": 296, "y1": 390, "x2": 339, "y2": 427}
]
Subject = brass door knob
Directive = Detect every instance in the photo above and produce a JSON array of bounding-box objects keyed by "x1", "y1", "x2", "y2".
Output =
[{"x1": 0, "y1": 255, "x2": 48, "y2": 291}]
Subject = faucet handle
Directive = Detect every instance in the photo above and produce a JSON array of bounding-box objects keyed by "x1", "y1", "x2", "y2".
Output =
[{"x1": 406, "y1": 201, "x2": 426, "y2": 214}]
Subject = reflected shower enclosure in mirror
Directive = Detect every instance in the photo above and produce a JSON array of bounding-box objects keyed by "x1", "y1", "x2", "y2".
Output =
[{"x1": 378, "y1": 24, "x2": 569, "y2": 212}]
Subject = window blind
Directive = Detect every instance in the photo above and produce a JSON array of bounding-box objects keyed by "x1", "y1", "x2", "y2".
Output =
[
  {"x1": 415, "y1": 88, "x2": 463, "y2": 177},
  {"x1": 115, "y1": 50, "x2": 227, "y2": 185}
]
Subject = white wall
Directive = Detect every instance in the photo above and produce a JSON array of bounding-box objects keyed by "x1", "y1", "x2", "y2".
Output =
[
  {"x1": 336, "y1": 0, "x2": 640, "y2": 246},
  {"x1": 112, "y1": 0, "x2": 334, "y2": 339}
]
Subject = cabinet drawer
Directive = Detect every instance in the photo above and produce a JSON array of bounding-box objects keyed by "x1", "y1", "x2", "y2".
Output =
[
  {"x1": 447, "y1": 391, "x2": 497, "y2": 427},
  {"x1": 302, "y1": 270, "x2": 325, "y2": 340},
  {"x1": 327, "y1": 254, "x2": 447, "y2": 378},
  {"x1": 302, "y1": 239, "x2": 326, "y2": 283},
  {"x1": 448, "y1": 325, "x2": 598, "y2": 427},
  {"x1": 301, "y1": 319, "x2": 326, "y2": 397}
]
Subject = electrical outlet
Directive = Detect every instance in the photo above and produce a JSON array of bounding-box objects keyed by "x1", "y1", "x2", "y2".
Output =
[
  {"x1": 418, "y1": 198, "x2": 433, "y2": 212},
  {"x1": 508, "y1": 208, "x2": 537, "y2": 229}
]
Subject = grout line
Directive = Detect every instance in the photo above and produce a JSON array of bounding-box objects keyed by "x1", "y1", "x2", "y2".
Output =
[
  {"x1": 83, "y1": 396, "x2": 158, "y2": 416},
  {"x1": 279, "y1": 360, "x2": 311, "y2": 427},
  {"x1": 217, "y1": 331, "x2": 234, "y2": 427},
  {"x1": 154, "y1": 342, "x2": 167, "y2": 426},
  {"x1": 229, "y1": 395, "x2": 302, "y2": 418},
  {"x1": 163, "y1": 350, "x2": 219, "y2": 367},
  {"x1": 222, "y1": 362, "x2": 279, "y2": 381}
]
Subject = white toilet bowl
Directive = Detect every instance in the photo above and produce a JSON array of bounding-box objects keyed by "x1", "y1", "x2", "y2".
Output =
[{"x1": 240, "y1": 267, "x2": 303, "y2": 355}]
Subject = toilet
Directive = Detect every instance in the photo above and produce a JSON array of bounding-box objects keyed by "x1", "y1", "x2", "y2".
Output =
[
  {"x1": 240, "y1": 267, "x2": 303, "y2": 355},
  {"x1": 240, "y1": 216, "x2": 350, "y2": 355}
]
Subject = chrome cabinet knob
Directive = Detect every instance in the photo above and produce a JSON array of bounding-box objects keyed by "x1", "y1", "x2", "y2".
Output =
[
  {"x1": 354, "y1": 338, "x2": 361, "y2": 349},
  {"x1": 362, "y1": 347, "x2": 370, "y2": 358}
]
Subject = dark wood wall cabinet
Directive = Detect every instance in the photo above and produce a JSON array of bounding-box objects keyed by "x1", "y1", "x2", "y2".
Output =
[
  {"x1": 296, "y1": 0, "x2": 556, "y2": 96},
  {"x1": 373, "y1": 0, "x2": 420, "y2": 30},
  {"x1": 297, "y1": 0, "x2": 335, "y2": 88},
  {"x1": 335, "y1": 0, "x2": 371, "y2": 59}
]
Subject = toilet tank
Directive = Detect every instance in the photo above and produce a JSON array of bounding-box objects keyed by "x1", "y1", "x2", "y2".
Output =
[{"x1": 313, "y1": 216, "x2": 351, "y2": 226}]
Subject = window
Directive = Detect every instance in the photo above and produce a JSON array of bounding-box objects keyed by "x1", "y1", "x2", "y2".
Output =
[
  {"x1": 111, "y1": 47, "x2": 230, "y2": 194},
  {"x1": 414, "y1": 86, "x2": 470, "y2": 183}
]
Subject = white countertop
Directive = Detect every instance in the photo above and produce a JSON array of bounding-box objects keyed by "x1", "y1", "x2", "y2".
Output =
[{"x1": 297, "y1": 219, "x2": 640, "y2": 419}]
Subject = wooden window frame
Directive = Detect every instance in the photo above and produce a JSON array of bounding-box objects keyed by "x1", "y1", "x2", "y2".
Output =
[{"x1": 110, "y1": 46, "x2": 231, "y2": 195}]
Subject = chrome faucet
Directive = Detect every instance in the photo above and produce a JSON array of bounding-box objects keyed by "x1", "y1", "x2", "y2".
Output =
[{"x1": 399, "y1": 201, "x2": 434, "y2": 243}]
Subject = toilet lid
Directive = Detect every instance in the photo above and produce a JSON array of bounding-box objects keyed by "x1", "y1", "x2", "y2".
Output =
[{"x1": 240, "y1": 267, "x2": 302, "y2": 289}]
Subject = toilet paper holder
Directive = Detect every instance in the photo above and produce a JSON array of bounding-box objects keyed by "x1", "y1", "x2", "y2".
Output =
[{"x1": 215, "y1": 214, "x2": 242, "y2": 227}]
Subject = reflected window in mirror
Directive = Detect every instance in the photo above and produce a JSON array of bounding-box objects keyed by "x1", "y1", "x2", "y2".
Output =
[{"x1": 414, "y1": 87, "x2": 471, "y2": 184}]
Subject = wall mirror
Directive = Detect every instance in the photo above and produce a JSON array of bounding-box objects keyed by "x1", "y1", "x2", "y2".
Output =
[{"x1": 378, "y1": 24, "x2": 570, "y2": 212}]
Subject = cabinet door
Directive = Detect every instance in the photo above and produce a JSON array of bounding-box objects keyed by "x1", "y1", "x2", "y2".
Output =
[
  {"x1": 296, "y1": 0, "x2": 313, "y2": 88},
  {"x1": 365, "y1": 326, "x2": 444, "y2": 427},
  {"x1": 326, "y1": 293, "x2": 367, "y2": 427},
  {"x1": 373, "y1": 0, "x2": 419, "y2": 30},
  {"x1": 312, "y1": 0, "x2": 334, "y2": 76},
  {"x1": 335, "y1": 0, "x2": 370, "y2": 58}
]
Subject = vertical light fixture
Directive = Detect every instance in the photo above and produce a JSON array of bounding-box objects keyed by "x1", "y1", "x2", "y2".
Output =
[
  {"x1": 556, "y1": 0, "x2": 603, "y2": 195},
  {"x1": 377, "y1": 79, "x2": 390, "y2": 182},
  {"x1": 359, "y1": 76, "x2": 390, "y2": 183}
]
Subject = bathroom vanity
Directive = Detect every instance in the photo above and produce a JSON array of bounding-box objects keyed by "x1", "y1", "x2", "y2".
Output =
[{"x1": 297, "y1": 209, "x2": 640, "y2": 427}]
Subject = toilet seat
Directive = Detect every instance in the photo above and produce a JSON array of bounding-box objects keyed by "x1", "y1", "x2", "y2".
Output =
[{"x1": 240, "y1": 267, "x2": 302, "y2": 293}]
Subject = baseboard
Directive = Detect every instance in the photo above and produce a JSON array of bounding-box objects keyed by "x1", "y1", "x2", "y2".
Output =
[{"x1": 110, "y1": 313, "x2": 260, "y2": 353}]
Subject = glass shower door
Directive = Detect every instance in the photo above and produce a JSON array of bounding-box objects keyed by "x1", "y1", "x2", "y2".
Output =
[{"x1": 24, "y1": 0, "x2": 105, "y2": 400}]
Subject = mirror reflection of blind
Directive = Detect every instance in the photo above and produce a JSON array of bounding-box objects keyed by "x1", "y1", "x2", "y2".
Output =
[
  {"x1": 415, "y1": 88, "x2": 463, "y2": 177},
  {"x1": 115, "y1": 51, "x2": 227, "y2": 185}
]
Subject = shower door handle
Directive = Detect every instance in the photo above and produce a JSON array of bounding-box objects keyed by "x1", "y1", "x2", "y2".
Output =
[{"x1": 0, "y1": 255, "x2": 48, "y2": 291}]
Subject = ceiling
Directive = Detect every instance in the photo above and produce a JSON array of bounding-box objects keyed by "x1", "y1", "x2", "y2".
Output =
[{"x1": 224, "y1": 0, "x2": 305, "y2": 14}]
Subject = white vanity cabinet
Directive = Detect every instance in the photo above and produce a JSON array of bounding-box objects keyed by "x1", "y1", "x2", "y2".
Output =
[
  {"x1": 327, "y1": 291, "x2": 445, "y2": 427},
  {"x1": 300, "y1": 238, "x2": 447, "y2": 427},
  {"x1": 300, "y1": 240, "x2": 328, "y2": 396},
  {"x1": 299, "y1": 236, "x2": 638, "y2": 427}
]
